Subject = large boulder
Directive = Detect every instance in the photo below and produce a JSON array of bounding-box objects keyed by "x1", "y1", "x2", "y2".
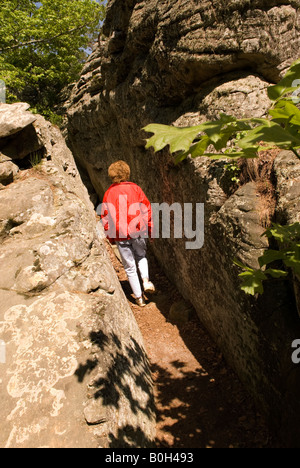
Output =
[
  {"x1": 0, "y1": 103, "x2": 36, "y2": 138},
  {"x1": 0, "y1": 104, "x2": 156, "y2": 448}
]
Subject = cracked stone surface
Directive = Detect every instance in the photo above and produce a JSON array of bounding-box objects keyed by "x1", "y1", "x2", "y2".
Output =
[
  {"x1": 0, "y1": 103, "x2": 36, "y2": 139},
  {"x1": 0, "y1": 105, "x2": 156, "y2": 448}
]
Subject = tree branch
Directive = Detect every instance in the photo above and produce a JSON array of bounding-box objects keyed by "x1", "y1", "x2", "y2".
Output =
[{"x1": 0, "y1": 22, "x2": 95, "y2": 52}]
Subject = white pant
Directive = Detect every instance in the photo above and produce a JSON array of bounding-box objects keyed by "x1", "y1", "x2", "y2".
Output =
[{"x1": 116, "y1": 238, "x2": 149, "y2": 299}]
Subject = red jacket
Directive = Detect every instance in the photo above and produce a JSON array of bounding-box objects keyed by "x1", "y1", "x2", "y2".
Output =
[{"x1": 100, "y1": 182, "x2": 153, "y2": 243}]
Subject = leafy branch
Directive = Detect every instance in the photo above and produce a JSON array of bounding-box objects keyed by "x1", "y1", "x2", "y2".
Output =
[
  {"x1": 0, "y1": 22, "x2": 95, "y2": 52},
  {"x1": 143, "y1": 59, "x2": 300, "y2": 163}
]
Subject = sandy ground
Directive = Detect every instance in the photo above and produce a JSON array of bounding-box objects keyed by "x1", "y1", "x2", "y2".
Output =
[{"x1": 106, "y1": 242, "x2": 277, "y2": 448}]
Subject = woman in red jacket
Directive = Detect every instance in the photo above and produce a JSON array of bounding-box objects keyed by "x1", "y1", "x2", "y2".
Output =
[{"x1": 100, "y1": 161, "x2": 155, "y2": 307}]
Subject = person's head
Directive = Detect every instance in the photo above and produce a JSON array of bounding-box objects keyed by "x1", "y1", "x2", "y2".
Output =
[{"x1": 108, "y1": 160, "x2": 131, "y2": 184}]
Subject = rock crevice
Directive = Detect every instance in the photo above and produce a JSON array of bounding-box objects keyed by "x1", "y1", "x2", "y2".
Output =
[{"x1": 66, "y1": 0, "x2": 300, "y2": 446}]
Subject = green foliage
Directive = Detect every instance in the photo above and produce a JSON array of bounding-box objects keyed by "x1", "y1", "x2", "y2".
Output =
[
  {"x1": 145, "y1": 114, "x2": 255, "y2": 164},
  {"x1": 225, "y1": 160, "x2": 241, "y2": 185},
  {"x1": 0, "y1": 0, "x2": 105, "y2": 116},
  {"x1": 234, "y1": 224, "x2": 300, "y2": 296},
  {"x1": 29, "y1": 149, "x2": 43, "y2": 168},
  {"x1": 144, "y1": 59, "x2": 300, "y2": 162}
]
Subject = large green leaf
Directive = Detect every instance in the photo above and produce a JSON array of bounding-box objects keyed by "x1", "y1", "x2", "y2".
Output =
[
  {"x1": 144, "y1": 123, "x2": 205, "y2": 153},
  {"x1": 144, "y1": 113, "x2": 252, "y2": 160}
]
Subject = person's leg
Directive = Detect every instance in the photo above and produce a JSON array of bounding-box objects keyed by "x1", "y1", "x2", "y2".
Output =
[
  {"x1": 131, "y1": 238, "x2": 148, "y2": 279},
  {"x1": 132, "y1": 239, "x2": 155, "y2": 293},
  {"x1": 116, "y1": 241, "x2": 143, "y2": 300}
]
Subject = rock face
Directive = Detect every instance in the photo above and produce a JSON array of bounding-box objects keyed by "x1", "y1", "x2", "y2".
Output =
[
  {"x1": 0, "y1": 103, "x2": 36, "y2": 139},
  {"x1": 66, "y1": 0, "x2": 300, "y2": 445},
  {"x1": 0, "y1": 103, "x2": 155, "y2": 448}
]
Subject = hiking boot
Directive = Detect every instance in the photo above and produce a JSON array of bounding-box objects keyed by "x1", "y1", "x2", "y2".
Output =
[
  {"x1": 143, "y1": 279, "x2": 156, "y2": 294},
  {"x1": 136, "y1": 297, "x2": 146, "y2": 307}
]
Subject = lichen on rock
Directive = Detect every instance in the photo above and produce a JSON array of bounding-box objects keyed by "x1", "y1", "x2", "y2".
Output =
[{"x1": 0, "y1": 103, "x2": 156, "y2": 448}]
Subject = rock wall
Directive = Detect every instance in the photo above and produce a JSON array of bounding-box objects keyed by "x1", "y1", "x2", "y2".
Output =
[
  {"x1": 0, "y1": 103, "x2": 156, "y2": 448},
  {"x1": 66, "y1": 0, "x2": 300, "y2": 445}
]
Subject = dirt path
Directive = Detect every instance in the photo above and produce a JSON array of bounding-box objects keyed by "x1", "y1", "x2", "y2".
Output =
[{"x1": 106, "y1": 243, "x2": 276, "y2": 448}]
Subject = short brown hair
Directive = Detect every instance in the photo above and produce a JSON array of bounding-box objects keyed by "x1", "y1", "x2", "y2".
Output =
[{"x1": 108, "y1": 161, "x2": 131, "y2": 183}]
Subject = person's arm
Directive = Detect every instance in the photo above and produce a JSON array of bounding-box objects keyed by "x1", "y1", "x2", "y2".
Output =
[{"x1": 139, "y1": 187, "x2": 154, "y2": 239}]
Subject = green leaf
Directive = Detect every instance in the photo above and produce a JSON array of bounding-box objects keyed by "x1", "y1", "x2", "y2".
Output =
[
  {"x1": 174, "y1": 135, "x2": 211, "y2": 164},
  {"x1": 264, "y1": 223, "x2": 300, "y2": 244},
  {"x1": 238, "y1": 120, "x2": 300, "y2": 149},
  {"x1": 258, "y1": 249, "x2": 286, "y2": 268},
  {"x1": 239, "y1": 269, "x2": 267, "y2": 296},
  {"x1": 200, "y1": 114, "x2": 236, "y2": 145},
  {"x1": 264, "y1": 268, "x2": 288, "y2": 279},
  {"x1": 269, "y1": 100, "x2": 300, "y2": 128},
  {"x1": 284, "y1": 255, "x2": 300, "y2": 276},
  {"x1": 144, "y1": 124, "x2": 205, "y2": 153},
  {"x1": 144, "y1": 113, "x2": 253, "y2": 161},
  {"x1": 268, "y1": 59, "x2": 300, "y2": 101},
  {"x1": 233, "y1": 259, "x2": 253, "y2": 271}
]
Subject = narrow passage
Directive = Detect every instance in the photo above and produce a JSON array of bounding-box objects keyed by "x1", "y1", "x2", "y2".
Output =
[{"x1": 106, "y1": 242, "x2": 275, "y2": 449}]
